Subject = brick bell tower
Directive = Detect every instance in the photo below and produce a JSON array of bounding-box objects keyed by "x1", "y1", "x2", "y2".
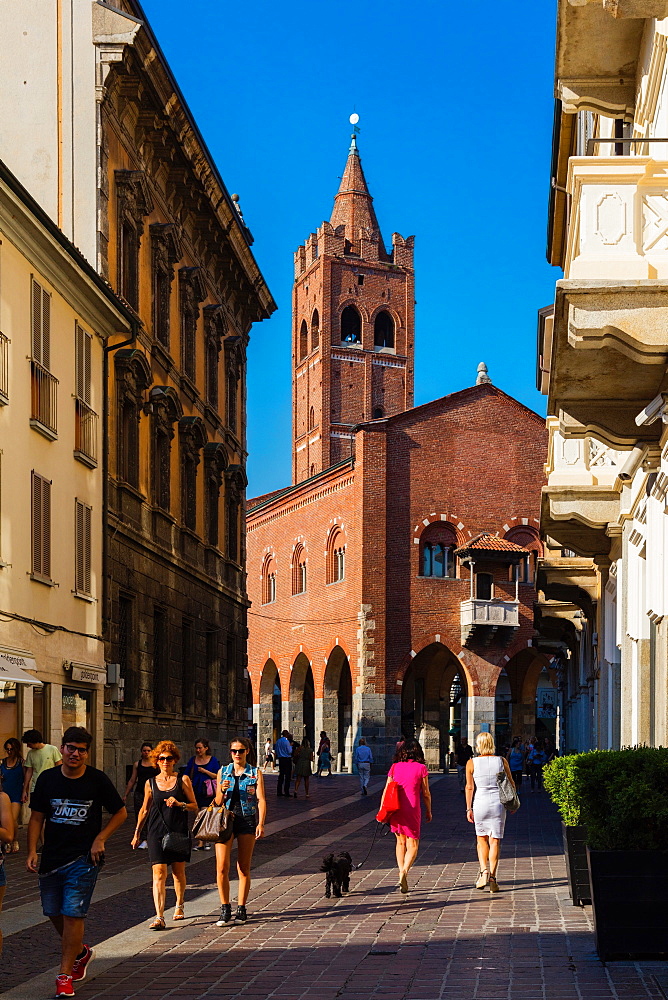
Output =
[{"x1": 292, "y1": 130, "x2": 415, "y2": 484}]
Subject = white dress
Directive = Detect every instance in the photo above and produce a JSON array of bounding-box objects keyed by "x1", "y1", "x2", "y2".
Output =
[{"x1": 472, "y1": 755, "x2": 506, "y2": 839}]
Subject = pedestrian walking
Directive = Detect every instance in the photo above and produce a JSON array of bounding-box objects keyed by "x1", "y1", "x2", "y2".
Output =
[
  {"x1": 466, "y1": 731, "x2": 516, "y2": 894},
  {"x1": 26, "y1": 726, "x2": 126, "y2": 998},
  {"x1": 214, "y1": 737, "x2": 266, "y2": 926},
  {"x1": 123, "y1": 743, "x2": 158, "y2": 850},
  {"x1": 185, "y1": 739, "x2": 220, "y2": 850},
  {"x1": 381, "y1": 739, "x2": 432, "y2": 894},
  {"x1": 131, "y1": 740, "x2": 197, "y2": 930},
  {"x1": 353, "y1": 738, "x2": 373, "y2": 795},
  {"x1": 506, "y1": 738, "x2": 525, "y2": 789},
  {"x1": 527, "y1": 742, "x2": 547, "y2": 791},
  {"x1": 263, "y1": 738, "x2": 275, "y2": 771},
  {"x1": 274, "y1": 730, "x2": 294, "y2": 797},
  {"x1": 455, "y1": 737, "x2": 473, "y2": 793},
  {"x1": 293, "y1": 739, "x2": 314, "y2": 798},
  {"x1": 316, "y1": 731, "x2": 332, "y2": 777},
  {"x1": 1, "y1": 738, "x2": 25, "y2": 852},
  {"x1": 0, "y1": 776, "x2": 15, "y2": 958},
  {"x1": 21, "y1": 729, "x2": 61, "y2": 802}
]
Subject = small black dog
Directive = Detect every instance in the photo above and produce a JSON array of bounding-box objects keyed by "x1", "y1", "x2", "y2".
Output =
[{"x1": 321, "y1": 852, "x2": 353, "y2": 898}]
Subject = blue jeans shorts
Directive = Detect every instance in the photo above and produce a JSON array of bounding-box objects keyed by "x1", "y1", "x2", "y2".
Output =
[{"x1": 39, "y1": 855, "x2": 99, "y2": 918}]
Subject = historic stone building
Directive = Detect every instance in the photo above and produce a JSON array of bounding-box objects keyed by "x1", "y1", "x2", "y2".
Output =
[
  {"x1": 247, "y1": 135, "x2": 550, "y2": 770},
  {"x1": 0, "y1": 1, "x2": 275, "y2": 784},
  {"x1": 537, "y1": 0, "x2": 668, "y2": 752}
]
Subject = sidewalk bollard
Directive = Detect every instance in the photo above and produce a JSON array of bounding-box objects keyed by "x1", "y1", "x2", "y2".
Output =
[{"x1": 336, "y1": 751, "x2": 342, "y2": 773}]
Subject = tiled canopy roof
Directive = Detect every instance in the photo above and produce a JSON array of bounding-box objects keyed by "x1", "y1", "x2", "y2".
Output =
[{"x1": 454, "y1": 532, "x2": 529, "y2": 557}]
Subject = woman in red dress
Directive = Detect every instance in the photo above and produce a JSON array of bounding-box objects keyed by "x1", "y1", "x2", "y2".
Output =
[{"x1": 380, "y1": 740, "x2": 432, "y2": 893}]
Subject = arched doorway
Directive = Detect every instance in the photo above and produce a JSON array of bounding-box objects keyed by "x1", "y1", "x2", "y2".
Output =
[
  {"x1": 323, "y1": 646, "x2": 353, "y2": 770},
  {"x1": 505, "y1": 648, "x2": 557, "y2": 743},
  {"x1": 289, "y1": 652, "x2": 315, "y2": 748},
  {"x1": 401, "y1": 642, "x2": 469, "y2": 769},
  {"x1": 258, "y1": 660, "x2": 282, "y2": 748}
]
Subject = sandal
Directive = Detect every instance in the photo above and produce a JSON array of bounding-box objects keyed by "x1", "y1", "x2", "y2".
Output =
[
  {"x1": 475, "y1": 869, "x2": 490, "y2": 889},
  {"x1": 173, "y1": 906, "x2": 185, "y2": 921},
  {"x1": 149, "y1": 917, "x2": 166, "y2": 930},
  {"x1": 488, "y1": 875, "x2": 499, "y2": 894}
]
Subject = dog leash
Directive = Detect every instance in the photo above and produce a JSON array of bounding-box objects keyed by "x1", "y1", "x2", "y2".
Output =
[{"x1": 355, "y1": 820, "x2": 390, "y2": 870}]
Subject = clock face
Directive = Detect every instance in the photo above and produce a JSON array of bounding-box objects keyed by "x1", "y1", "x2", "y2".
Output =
[{"x1": 349, "y1": 113, "x2": 359, "y2": 125}]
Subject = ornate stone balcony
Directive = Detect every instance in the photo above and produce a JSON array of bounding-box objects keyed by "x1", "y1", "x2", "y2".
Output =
[{"x1": 460, "y1": 599, "x2": 519, "y2": 644}]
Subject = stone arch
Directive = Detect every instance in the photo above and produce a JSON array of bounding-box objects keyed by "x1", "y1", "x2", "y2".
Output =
[
  {"x1": 413, "y1": 513, "x2": 466, "y2": 547},
  {"x1": 504, "y1": 524, "x2": 543, "y2": 584},
  {"x1": 311, "y1": 309, "x2": 320, "y2": 351},
  {"x1": 289, "y1": 652, "x2": 315, "y2": 748},
  {"x1": 504, "y1": 648, "x2": 555, "y2": 741},
  {"x1": 373, "y1": 310, "x2": 395, "y2": 349},
  {"x1": 322, "y1": 645, "x2": 353, "y2": 770},
  {"x1": 299, "y1": 319, "x2": 308, "y2": 361},
  {"x1": 258, "y1": 659, "x2": 282, "y2": 747},
  {"x1": 340, "y1": 304, "x2": 362, "y2": 345},
  {"x1": 400, "y1": 640, "x2": 471, "y2": 769}
]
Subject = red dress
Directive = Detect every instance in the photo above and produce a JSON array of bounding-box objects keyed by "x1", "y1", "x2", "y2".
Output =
[{"x1": 388, "y1": 761, "x2": 429, "y2": 840}]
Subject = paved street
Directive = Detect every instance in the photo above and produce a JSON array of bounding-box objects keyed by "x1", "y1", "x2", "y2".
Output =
[{"x1": 1, "y1": 772, "x2": 667, "y2": 1000}]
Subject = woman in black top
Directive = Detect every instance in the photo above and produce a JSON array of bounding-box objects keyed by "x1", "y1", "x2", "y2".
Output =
[
  {"x1": 124, "y1": 743, "x2": 158, "y2": 849},
  {"x1": 132, "y1": 741, "x2": 197, "y2": 929}
]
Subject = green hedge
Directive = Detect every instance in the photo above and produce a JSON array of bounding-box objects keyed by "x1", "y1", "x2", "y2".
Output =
[{"x1": 544, "y1": 746, "x2": 668, "y2": 851}]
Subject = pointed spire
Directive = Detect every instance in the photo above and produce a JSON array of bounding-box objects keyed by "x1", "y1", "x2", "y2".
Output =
[{"x1": 329, "y1": 131, "x2": 384, "y2": 246}]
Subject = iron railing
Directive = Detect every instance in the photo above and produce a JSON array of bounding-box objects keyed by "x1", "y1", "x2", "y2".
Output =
[
  {"x1": 30, "y1": 360, "x2": 58, "y2": 436},
  {"x1": 74, "y1": 398, "x2": 98, "y2": 465},
  {"x1": 0, "y1": 332, "x2": 8, "y2": 404}
]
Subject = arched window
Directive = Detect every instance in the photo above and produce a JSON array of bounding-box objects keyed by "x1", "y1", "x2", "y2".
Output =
[
  {"x1": 327, "y1": 527, "x2": 346, "y2": 584},
  {"x1": 119, "y1": 396, "x2": 139, "y2": 488},
  {"x1": 420, "y1": 522, "x2": 457, "y2": 578},
  {"x1": 308, "y1": 406, "x2": 316, "y2": 431},
  {"x1": 373, "y1": 406, "x2": 384, "y2": 419},
  {"x1": 310, "y1": 464, "x2": 316, "y2": 477},
  {"x1": 311, "y1": 309, "x2": 320, "y2": 351},
  {"x1": 476, "y1": 572, "x2": 494, "y2": 600},
  {"x1": 262, "y1": 555, "x2": 277, "y2": 605},
  {"x1": 292, "y1": 543, "x2": 307, "y2": 595},
  {"x1": 340, "y1": 305, "x2": 361, "y2": 344},
  {"x1": 505, "y1": 526, "x2": 542, "y2": 583},
  {"x1": 374, "y1": 311, "x2": 394, "y2": 349},
  {"x1": 299, "y1": 320, "x2": 308, "y2": 361}
]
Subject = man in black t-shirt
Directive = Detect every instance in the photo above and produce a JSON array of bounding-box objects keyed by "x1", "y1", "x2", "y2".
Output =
[
  {"x1": 455, "y1": 738, "x2": 474, "y2": 792},
  {"x1": 26, "y1": 726, "x2": 126, "y2": 999}
]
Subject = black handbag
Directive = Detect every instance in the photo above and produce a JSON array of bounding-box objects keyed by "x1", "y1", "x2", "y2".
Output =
[{"x1": 151, "y1": 778, "x2": 192, "y2": 858}]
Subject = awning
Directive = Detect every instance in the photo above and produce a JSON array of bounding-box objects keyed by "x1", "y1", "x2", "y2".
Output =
[{"x1": 0, "y1": 651, "x2": 43, "y2": 686}]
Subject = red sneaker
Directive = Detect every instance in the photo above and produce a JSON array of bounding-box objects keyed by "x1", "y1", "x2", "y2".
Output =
[
  {"x1": 71, "y1": 945, "x2": 94, "y2": 982},
  {"x1": 54, "y1": 975, "x2": 74, "y2": 997}
]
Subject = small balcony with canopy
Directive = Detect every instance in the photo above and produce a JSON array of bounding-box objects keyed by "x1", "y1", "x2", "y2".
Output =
[{"x1": 455, "y1": 533, "x2": 529, "y2": 645}]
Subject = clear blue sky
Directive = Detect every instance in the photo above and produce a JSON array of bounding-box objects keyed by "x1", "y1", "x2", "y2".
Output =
[{"x1": 141, "y1": 0, "x2": 560, "y2": 499}]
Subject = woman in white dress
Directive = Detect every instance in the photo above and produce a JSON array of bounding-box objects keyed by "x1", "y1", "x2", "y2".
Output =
[{"x1": 465, "y1": 731, "x2": 516, "y2": 893}]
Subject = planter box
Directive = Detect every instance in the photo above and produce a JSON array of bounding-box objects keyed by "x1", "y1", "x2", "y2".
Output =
[
  {"x1": 562, "y1": 822, "x2": 590, "y2": 906},
  {"x1": 587, "y1": 847, "x2": 668, "y2": 961}
]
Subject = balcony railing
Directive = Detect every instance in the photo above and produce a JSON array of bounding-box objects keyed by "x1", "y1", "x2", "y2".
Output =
[
  {"x1": 564, "y1": 154, "x2": 668, "y2": 279},
  {"x1": 461, "y1": 598, "x2": 519, "y2": 643},
  {"x1": 74, "y1": 398, "x2": 98, "y2": 467},
  {"x1": 30, "y1": 360, "x2": 58, "y2": 438},
  {"x1": 0, "y1": 332, "x2": 8, "y2": 404}
]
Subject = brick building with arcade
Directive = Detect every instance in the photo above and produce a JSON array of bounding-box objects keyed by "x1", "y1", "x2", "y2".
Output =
[{"x1": 246, "y1": 133, "x2": 550, "y2": 770}]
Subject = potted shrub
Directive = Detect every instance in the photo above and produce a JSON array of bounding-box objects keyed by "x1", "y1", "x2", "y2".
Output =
[
  {"x1": 576, "y1": 747, "x2": 668, "y2": 961},
  {"x1": 543, "y1": 754, "x2": 591, "y2": 906}
]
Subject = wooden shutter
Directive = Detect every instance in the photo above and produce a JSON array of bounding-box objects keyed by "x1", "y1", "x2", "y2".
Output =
[
  {"x1": 75, "y1": 498, "x2": 92, "y2": 595},
  {"x1": 75, "y1": 324, "x2": 92, "y2": 404},
  {"x1": 31, "y1": 471, "x2": 51, "y2": 578},
  {"x1": 31, "y1": 278, "x2": 51, "y2": 369}
]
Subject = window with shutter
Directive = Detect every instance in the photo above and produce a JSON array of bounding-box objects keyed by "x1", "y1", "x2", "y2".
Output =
[
  {"x1": 31, "y1": 471, "x2": 51, "y2": 581},
  {"x1": 75, "y1": 325, "x2": 92, "y2": 405},
  {"x1": 31, "y1": 278, "x2": 51, "y2": 369},
  {"x1": 30, "y1": 278, "x2": 57, "y2": 438},
  {"x1": 74, "y1": 499, "x2": 92, "y2": 597}
]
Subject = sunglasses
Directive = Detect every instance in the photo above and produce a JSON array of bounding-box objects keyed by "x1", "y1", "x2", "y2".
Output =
[
  {"x1": 63, "y1": 744, "x2": 88, "y2": 755},
  {"x1": 158, "y1": 755, "x2": 175, "y2": 762},
  {"x1": 230, "y1": 748, "x2": 247, "y2": 754}
]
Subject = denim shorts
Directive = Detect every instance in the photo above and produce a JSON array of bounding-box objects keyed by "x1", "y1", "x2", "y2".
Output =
[{"x1": 39, "y1": 855, "x2": 99, "y2": 918}]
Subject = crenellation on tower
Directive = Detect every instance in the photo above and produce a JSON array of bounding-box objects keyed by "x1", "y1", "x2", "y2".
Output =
[{"x1": 291, "y1": 135, "x2": 415, "y2": 484}]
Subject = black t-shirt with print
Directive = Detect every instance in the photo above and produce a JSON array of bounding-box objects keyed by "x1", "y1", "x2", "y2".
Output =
[{"x1": 31, "y1": 765, "x2": 124, "y2": 873}]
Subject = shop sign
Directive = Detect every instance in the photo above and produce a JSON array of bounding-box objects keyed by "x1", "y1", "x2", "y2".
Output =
[
  {"x1": 0, "y1": 651, "x2": 42, "y2": 685},
  {"x1": 70, "y1": 663, "x2": 106, "y2": 685}
]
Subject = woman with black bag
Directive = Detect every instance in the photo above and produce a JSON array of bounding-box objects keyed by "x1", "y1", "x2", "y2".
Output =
[
  {"x1": 214, "y1": 737, "x2": 266, "y2": 926},
  {"x1": 131, "y1": 740, "x2": 197, "y2": 929}
]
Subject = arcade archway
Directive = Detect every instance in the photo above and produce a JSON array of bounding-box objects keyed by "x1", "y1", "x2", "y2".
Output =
[
  {"x1": 504, "y1": 648, "x2": 557, "y2": 744},
  {"x1": 258, "y1": 659, "x2": 282, "y2": 747},
  {"x1": 289, "y1": 652, "x2": 315, "y2": 748},
  {"x1": 401, "y1": 642, "x2": 469, "y2": 769},
  {"x1": 323, "y1": 646, "x2": 353, "y2": 770}
]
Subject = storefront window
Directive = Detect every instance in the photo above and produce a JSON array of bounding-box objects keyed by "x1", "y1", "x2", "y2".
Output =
[
  {"x1": 0, "y1": 681, "x2": 17, "y2": 750},
  {"x1": 62, "y1": 688, "x2": 91, "y2": 733}
]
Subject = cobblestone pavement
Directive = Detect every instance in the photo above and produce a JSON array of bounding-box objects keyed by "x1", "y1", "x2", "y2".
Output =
[{"x1": 2, "y1": 772, "x2": 667, "y2": 1000}]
